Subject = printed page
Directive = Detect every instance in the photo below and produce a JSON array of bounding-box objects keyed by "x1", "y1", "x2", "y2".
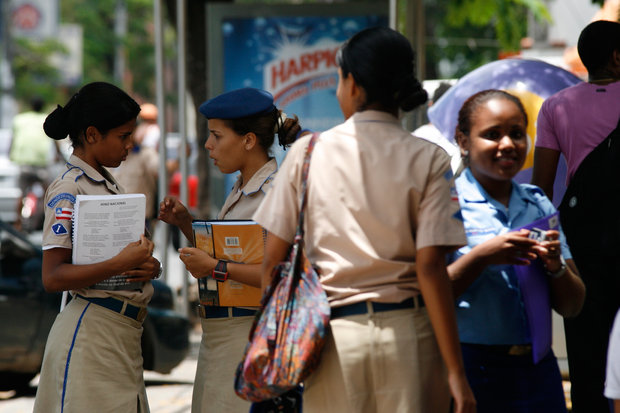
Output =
[{"x1": 72, "y1": 193, "x2": 146, "y2": 290}]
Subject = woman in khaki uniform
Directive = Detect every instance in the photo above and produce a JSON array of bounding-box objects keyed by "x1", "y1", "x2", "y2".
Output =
[
  {"x1": 158, "y1": 88, "x2": 302, "y2": 413},
  {"x1": 34, "y1": 82, "x2": 161, "y2": 413},
  {"x1": 254, "y1": 28, "x2": 476, "y2": 413}
]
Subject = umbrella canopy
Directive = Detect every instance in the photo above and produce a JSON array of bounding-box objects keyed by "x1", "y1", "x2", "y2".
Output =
[{"x1": 428, "y1": 58, "x2": 582, "y2": 206}]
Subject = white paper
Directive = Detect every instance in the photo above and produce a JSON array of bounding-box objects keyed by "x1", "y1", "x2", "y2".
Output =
[{"x1": 72, "y1": 193, "x2": 146, "y2": 290}]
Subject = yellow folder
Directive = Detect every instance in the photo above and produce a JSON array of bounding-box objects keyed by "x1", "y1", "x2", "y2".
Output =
[{"x1": 192, "y1": 220, "x2": 265, "y2": 307}]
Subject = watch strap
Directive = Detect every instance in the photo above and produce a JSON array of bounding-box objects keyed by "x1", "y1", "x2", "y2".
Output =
[
  {"x1": 213, "y1": 260, "x2": 228, "y2": 282},
  {"x1": 546, "y1": 256, "x2": 567, "y2": 279}
]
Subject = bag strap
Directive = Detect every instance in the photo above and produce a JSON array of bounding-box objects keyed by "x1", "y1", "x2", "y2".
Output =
[{"x1": 296, "y1": 132, "x2": 319, "y2": 239}]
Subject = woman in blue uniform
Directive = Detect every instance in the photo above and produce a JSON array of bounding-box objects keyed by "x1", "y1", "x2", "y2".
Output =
[{"x1": 448, "y1": 89, "x2": 585, "y2": 412}]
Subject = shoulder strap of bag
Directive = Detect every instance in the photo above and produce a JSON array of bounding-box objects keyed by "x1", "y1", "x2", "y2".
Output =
[{"x1": 296, "y1": 132, "x2": 319, "y2": 239}]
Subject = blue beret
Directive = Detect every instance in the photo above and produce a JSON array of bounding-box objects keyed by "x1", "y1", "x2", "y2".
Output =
[{"x1": 199, "y1": 88, "x2": 275, "y2": 119}]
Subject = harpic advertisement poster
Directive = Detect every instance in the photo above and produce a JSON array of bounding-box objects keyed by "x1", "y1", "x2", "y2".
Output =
[{"x1": 206, "y1": 4, "x2": 387, "y2": 207}]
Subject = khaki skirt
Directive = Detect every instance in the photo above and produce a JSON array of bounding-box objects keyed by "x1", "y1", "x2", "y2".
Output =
[{"x1": 33, "y1": 296, "x2": 149, "y2": 413}]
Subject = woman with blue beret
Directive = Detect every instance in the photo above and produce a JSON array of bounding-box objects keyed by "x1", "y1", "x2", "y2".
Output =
[
  {"x1": 449, "y1": 89, "x2": 585, "y2": 412},
  {"x1": 158, "y1": 87, "x2": 302, "y2": 413}
]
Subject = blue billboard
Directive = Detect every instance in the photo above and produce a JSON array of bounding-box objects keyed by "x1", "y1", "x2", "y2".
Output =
[{"x1": 207, "y1": 4, "x2": 388, "y2": 207}]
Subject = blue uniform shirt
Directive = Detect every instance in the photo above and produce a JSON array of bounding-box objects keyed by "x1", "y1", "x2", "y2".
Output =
[{"x1": 450, "y1": 168, "x2": 572, "y2": 345}]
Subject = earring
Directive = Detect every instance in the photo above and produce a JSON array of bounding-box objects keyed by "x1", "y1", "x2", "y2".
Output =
[{"x1": 462, "y1": 150, "x2": 469, "y2": 158}]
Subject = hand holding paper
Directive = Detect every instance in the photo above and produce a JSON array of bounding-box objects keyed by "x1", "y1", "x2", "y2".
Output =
[{"x1": 474, "y1": 228, "x2": 538, "y2": 266}]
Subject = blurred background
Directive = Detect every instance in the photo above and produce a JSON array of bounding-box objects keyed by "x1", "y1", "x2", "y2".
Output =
[{"x1": 0, "y1": 1, "x2": 618, "y2": 409}]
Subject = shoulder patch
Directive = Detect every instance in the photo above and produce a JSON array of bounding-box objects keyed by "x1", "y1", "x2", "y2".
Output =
[
  {"x1": 51, "y1": 223, "x2": 68, "y2": 235},
  {"x1": 47, "y1": 192, "x2": 76, "y2": 208}
]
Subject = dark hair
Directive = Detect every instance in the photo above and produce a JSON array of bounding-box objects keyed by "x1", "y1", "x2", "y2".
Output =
[
  {"x1": 43, "y1": 82, "x2": 141, "y2": 148},
  {"x1": 30, "y1": 96, "x2": 44, "y2": 112},
  {"x1": 432, "y1": 82, "x2": 452, "y2": 104},
  {"x1": 456, "y1": 89, "x2": 528, "y2": 138},
  {"x1": 337, "y1": 27, "x2": 427, "y2": 112},
  {"x1": 222, "y1": 108, "x2": 301, "y2": 152},
  {"x1": 577, "y1": 20, "x2": 620, "y2": 74}
]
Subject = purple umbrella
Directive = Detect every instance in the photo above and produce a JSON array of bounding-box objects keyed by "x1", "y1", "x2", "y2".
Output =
[{"x1": 428, "y1": 58, "x2": 582, "y2": 206}]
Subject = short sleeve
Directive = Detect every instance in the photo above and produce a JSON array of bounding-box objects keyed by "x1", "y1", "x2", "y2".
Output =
[
  {"x1": 42, "y1": 179, "x2": 77, "y2": 250},
  {"x1": 535, "y1": 100, "x2": 560, "y2": 151},
  {"x1": 253, "y1": 136, "x2": 309, "y2": 243},
  {"x1": 415, "y1": 149, "x2": 467, "y2": 250}
]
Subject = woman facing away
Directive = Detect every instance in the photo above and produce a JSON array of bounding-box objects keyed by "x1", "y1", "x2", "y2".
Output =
[
  {"x1": 448, "y1": 89, "x2": 585, "y2": 412},
  {"x1": 34, "y1": 82, "x2": 161, "y2": 413},
  {"x1": 253, "y1": 27, "x2": 476, "y2": 413},
  {"x1": 158, "y1": 87, "x2": 302, "y2": 413}
]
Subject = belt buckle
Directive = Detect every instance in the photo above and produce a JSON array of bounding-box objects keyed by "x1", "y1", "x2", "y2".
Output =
[
  {"x1": 197, "y1": 305, "x2": 207, "y2": 319},
  {"x1": 137, "y1": 306, "x2": 148, "y2": 322},
  {"x1": 508, "y1": 345, "x2": 531, "y2": 356}
]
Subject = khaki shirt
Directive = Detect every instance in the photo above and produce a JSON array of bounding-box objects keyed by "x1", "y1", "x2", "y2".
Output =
[
  {"x1": 253, "y1": 110, "x2": 466, "y2": 307},
  {"x1": 218, "y1": 158, "x2": 277, "y2": 220},
  {"x1": 42, "y1": 155, "x2": 153, "y2": 304}
]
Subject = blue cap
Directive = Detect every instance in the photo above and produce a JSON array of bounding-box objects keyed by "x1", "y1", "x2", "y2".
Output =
[{"x1": 198, "y1": 88, "x2": 275, "y2": 119}]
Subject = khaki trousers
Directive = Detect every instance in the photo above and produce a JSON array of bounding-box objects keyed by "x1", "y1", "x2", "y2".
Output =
[
  {"x1": 304, "y1": 306, "x2": 449, "y2": 413},
  {"x1": 191, "y1": 315, "x2": 254, "y2": 413},
  {"x1": 33, "y1": 296, "x2": 149, "y2": 413}
]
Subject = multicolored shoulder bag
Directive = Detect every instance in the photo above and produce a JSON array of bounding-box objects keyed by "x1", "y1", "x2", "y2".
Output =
[{"x1": 235, "y1": 132, "x2": 330, "y2": 402}]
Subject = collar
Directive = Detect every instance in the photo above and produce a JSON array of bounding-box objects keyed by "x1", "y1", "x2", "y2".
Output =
[
  {"x1": 233, "y1": 158, "x2": 278, "y2": 196},
  {"x1": 458, "y1": 168, "x2": 539, "y2": 209},
  {"x1": 350, "y1": 110, "x2": 401, "y2": 125},
  {"x1": 64, "y1": 154, "x2": 121, "y2": 193}
]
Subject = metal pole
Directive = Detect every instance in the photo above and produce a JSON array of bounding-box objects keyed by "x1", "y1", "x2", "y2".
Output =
[
  {"x1": 114, "y1": 0, "x2": 127, "y2": 86},
  {"x1": 176, "y1": 0, "x2": 189, "y2": 317},
  {"x1": 389, "y1": 0, "x2": 397, "y2": 30},
  {"x1": 154, "y1": 0, "x2": 169, "y2": 282}
]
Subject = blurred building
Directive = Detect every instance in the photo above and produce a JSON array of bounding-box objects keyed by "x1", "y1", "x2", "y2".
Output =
[{"x1": 522, "y1": 0, "x2": 619, "y2": 79}]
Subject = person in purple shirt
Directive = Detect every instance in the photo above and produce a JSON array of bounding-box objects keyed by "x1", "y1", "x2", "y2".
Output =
[
  {"x1": 532, "y1": 20, "x2": 620, "y2": 413},
  {"x1": 449, "y1": 89, "x2": 585, "y2": 412}
]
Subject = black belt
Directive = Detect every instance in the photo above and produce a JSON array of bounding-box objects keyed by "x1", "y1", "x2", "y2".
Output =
[
  {"x1": 463, "y1": 342, "x2": 532, "y2": 356},
  {"x1": 77, "y1": 295, "x2": 147, "y2": 322},
  {"x1": 198, "y1": 305, "x2": 257, "y2": 319},
  {"x1": 331, "y1": 296, "x2": 424, "y2": 319}
]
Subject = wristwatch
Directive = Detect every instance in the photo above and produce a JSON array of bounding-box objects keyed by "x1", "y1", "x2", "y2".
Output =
[
  {"x1": 546, "y1": 255, "x2": 567, "y2": 279},
  {"x1": 212, "y1": 260, "x2": 229, "y2": 282}
]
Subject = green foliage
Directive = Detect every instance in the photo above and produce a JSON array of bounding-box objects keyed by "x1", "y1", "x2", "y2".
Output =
[
  {"x1": 60, "y1": 0, "x2": 159, "y2": 101},
  {"x1": 445, "y1": 0, "x2": 550, "y2": 52},
  {"x1": 10, "y1": 37, "x2": 67, "y2": 108}
]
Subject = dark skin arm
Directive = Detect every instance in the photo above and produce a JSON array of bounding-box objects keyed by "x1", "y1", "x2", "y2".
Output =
[
  {"x1": 177, "y1": 247, "x2": 262, "y2": 288},
  {"x1": 158, "y1": 196, "x2": 194, "y2": 242},
  {"x1": 417, "y1": 246, "x2": 477, "y2": 413},
  {"x1": 531, "y1": 147, "x2": 561, "y2": 200},
  {"x1": 260, "y1": 233, "x2": 476, "y2": 413},
  {"x1": 533, "y1": 230, "x2": 585, "y2": 317},
  {"x1": 448, "y1": 229, "x2": 585, "y2": 317},
  {"x1": 159, "y1": 196, "x2": 262, "y2": 287},
  {"x1": 448, "y1": 229, "x2": 539, "y2": 298},
  {"x1": 42, "y1": 234, "x2": 160, "y2": 292}
]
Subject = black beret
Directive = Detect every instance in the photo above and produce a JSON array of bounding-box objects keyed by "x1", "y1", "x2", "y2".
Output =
[{"x1": 198, "y1": 88, "x2": 275, "y2": 119}]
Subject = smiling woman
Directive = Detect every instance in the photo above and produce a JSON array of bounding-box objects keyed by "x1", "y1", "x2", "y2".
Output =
[{"x1": 447, "y1": 89, "x2": 585, "y2": 412}]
